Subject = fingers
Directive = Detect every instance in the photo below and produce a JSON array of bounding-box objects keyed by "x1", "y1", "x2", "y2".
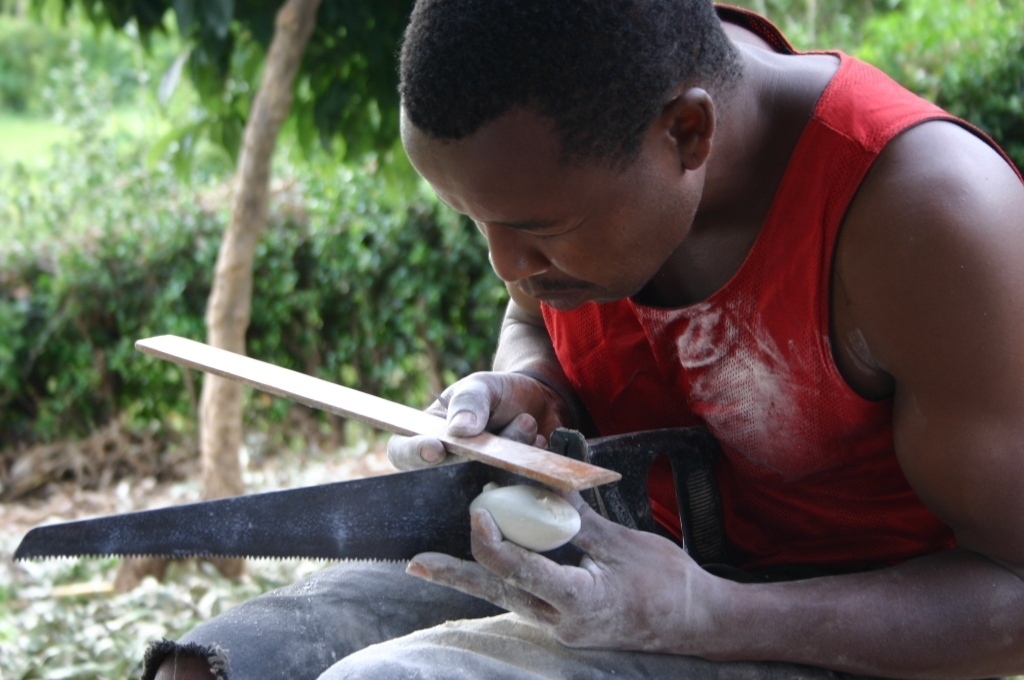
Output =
[
  {"x1": 568, "y1": 501, "x2": 638, "y2": 560},
  {"x1": 408, "y1": 510, "x2": 609, "y2": 627},
  {"x1": 387, "y1": 434, "x2": 448, "y2": 470},
  {"x1": 407, "y1": 552, "x2": 559, "y2": 623},
  {"x1": 468, "y1": 509, "x2": 587, "y2": 605},
  {"x1": 570, "y1": 500, "x2": 691, "y2": 567},
  {"x1": 386, "y1": 414, "x2": 538, "y2": 470},
  {"x1": 496, "y1": 413, "x2": 540, "y2": 445},
  {"x1": 440, "y1": 377, "x2": 495, "y2": 437},
  {"x1": 389, "y1": 372, "x2": 552, "y2": 470},
  {"x1": 441, "y1": 372, "x2": 559, "y2": 438},
  {"x1": 386, "y1": 398, "x2": 452, "y2": 470}
]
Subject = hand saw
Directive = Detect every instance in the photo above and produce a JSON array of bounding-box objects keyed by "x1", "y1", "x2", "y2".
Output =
[
  {"x1": 14, "y1": 337, "x2": 725, "y2": 564},
  {"x1": 14, "y1": 460, "x2": 551, "y2": 563},
  {"x1": 14, "y1": 427, "x2": 725, "y2": 565}
]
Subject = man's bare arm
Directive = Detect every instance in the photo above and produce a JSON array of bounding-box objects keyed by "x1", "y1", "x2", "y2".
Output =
[
  {"x1": 493, "y1": 286, "x2": 556, "y2": 373},
  {"x1": 696, "y1": 121, "x2": 1024, "y2": 676},
  {"x1": 492, "y1": 286, "x2": 583, "y2": 433},
  {"x1": 410, "y1": 121, "x2": 1024, "y2": 678}
]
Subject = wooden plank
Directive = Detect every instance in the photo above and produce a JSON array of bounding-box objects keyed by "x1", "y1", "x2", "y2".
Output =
[{"x1": 136, "y1": 335, "x2": 620, "y2": 491}]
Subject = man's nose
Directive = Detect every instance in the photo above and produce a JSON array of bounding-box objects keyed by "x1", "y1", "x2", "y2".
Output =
[{"x1": 481, "y1": 223, "x2": 549, "y2": 283}]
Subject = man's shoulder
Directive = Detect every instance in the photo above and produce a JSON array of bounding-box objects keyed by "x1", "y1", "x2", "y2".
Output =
[
  {"x1": 846, "y1": 120, "x2": 1021, "y2": 251},
  {"x1": 833, "y1": 117, "x2": 1023, "y2": 376}
]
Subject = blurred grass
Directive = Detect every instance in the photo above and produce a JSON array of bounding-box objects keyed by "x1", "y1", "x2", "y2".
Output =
[
  {"x1": 1, "y1": 439, "x2": 392, "y2": 678},
  {"x1": 2, "y1": 548, "x2": 326, "y2": 678},
  {"x1": 0, "y1": 115, "x2": 75, "y2": 166},
  {"x1": 0, "y1": 109, "x2": 166, "y2": 168}
]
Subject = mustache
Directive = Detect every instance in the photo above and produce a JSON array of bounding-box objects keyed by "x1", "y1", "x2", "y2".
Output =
[{"x1": 518, "y1": 276, "x2": 595, "y2": 296}]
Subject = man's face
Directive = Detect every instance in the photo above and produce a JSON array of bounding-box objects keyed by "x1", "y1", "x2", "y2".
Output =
[{"x1": 402, "y1": 108, "x2": 704, "y2": 310}]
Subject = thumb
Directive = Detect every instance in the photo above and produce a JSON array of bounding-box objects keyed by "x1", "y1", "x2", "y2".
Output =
[
  {"x1": 441, "y1": 377, "x2": 496, "y2": 437},
  {"x1": 436, "y1": 376, "x2": 491, "y2": 436},
  {"x1": 568, "y1": 497, "x2": 632, "y2": 559}
]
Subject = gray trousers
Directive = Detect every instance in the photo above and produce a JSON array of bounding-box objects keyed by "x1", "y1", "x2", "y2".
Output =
[{"x1": 141, "y1": 561, "x2": 877, "y2": 680}]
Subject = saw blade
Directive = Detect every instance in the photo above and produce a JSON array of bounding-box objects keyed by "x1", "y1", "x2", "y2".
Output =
[{"x1": 14, "y1": 461, "x2": 529, "y2": 562}]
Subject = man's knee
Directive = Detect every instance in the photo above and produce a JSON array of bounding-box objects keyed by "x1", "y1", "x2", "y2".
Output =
[
  {"x1": 140, "y1": 562, "x2": 503, "y2": 680},
  {"x1": 319, "y1": 615, "x2": 565, "y2": 680}
]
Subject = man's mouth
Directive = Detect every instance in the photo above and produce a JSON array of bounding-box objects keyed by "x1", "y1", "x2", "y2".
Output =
[
  {"x1": 519, "y1": 276, "x2": 590, "y2": 296},
  {"x1": 517, "y1": 279, "x2": 598, "y2": 310}
]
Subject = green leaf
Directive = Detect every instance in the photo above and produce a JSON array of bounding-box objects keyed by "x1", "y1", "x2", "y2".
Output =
[
  {"x1": 200, "y1": 0, "x2": 234, "y2": 40},
  {"x1": 172, "y1": 0, "x2": 196, "y2": 37},
  {"x1": 158, "y1": 49, "x2": 190, "y2": 105}
]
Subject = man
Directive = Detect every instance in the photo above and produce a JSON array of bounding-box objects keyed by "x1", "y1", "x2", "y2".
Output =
[{"x1": 148, "y1": 1, "x2": 1024, "y2": 678}]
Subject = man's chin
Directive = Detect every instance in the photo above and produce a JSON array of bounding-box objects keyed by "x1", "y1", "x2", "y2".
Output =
[
  {"x1": 535, "y1": 291, "x2": 622, "y2": 311},
  {"x1": 537, "y1": 297, "x2": 586, "y2": 312}
]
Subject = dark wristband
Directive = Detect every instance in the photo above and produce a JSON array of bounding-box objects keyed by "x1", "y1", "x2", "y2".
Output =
[{"x1": 512, "y1": 369, "x2": 582, "y2": 431}]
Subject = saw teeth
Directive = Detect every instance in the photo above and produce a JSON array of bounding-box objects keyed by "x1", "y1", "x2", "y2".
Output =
[
  {"x1": 16, "y1": 554, "x2": 410, "y2": 564},
  {"x1": 12, "y1": 455, "x2": 512, "y2": 563}
]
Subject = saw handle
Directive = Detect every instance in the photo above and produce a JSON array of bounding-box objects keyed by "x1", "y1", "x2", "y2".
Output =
[{"x1": 549, "y1": 427, "x2": 727, "y2": 566}]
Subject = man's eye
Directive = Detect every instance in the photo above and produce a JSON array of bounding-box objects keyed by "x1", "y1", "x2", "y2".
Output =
[
  {"x1": 533, "y1": 221, "x2": 586, "y2": 239},
  {"x1": 532, "y1": 227, "x2": 567, "y2": 239}
]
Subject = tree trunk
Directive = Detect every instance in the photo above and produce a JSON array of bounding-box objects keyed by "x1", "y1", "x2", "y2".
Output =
[
  {"x1": 115, "y1": 0, "x2": 323, "y2": 590},
  {"x1": 806, "y1": 0, "x2": 818, "y2": 45}
]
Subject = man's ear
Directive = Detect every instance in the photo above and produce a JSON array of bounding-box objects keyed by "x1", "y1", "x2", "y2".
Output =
[{"x1": 660, "y1": 88, "x2": 715, "y2": 171}]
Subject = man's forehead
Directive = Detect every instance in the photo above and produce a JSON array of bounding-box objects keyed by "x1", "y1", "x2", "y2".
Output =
[
  {"x1": 403, "y1": 107, "x2": 568, "y2": 170},
  {"x1": 401, "y1": 105, "x2": 642, "y2": 226}
]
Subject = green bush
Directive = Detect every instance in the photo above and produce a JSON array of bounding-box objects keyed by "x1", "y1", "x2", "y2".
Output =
[
  {"x1": 0, "y1": 125, "x2": 219, "y2": 444},
  {"x1": 0, "y1": 12, "x2": 507, "y2": 452},
  {"x1": 0, "y1": 130, "x2": 506, "y2": 448},
  {"x1": 0, "y1": 14, "x2": 147, "y2": 115},
  {"x1": 730, "y1": 0, "x2": 886, "y2": 51},
  {"x1": 729, "y1": 0, "x2": 1023, "y2": 173},
  {"x1": 856, "y1": 0, "x2": 1024, "y2": 172}
]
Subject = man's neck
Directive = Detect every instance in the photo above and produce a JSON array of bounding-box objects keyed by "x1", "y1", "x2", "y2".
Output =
[
  {"x1": 699, "y1": 45, "x2": 790, "y2": 220},
  {"x1": 640, "y1": 46, "x2": 838, "y2": 308}
]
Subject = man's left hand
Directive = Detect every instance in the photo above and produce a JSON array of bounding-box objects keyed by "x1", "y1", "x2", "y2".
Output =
[{"x1": 406, "y1": 496, "x2": 730, "y2": 654}]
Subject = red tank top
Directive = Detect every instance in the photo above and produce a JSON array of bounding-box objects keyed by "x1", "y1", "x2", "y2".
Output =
[{"x1": 541, "y1": 10, "x2": 1017, "y2": 571}]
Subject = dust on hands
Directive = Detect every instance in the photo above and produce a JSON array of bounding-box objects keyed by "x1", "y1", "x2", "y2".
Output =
[
  {"x1": 386, "y1": 371, "x2": 565, "y2": 470},
  {"x1": 407, "y1": 496, "x2": 731, "y2": 655}
]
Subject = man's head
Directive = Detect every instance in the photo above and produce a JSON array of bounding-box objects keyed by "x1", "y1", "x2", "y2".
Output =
[
  {"x1": 399, "y1": 0, "x2": 743, "y2": 309},
  {"x1": 399, "y1": 0, "x2": 741, "y2": 168}
]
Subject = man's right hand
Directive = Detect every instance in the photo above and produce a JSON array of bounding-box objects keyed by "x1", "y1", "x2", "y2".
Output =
[{"x1": 386, "y1": 371, "x2": 572, "y2": 470}]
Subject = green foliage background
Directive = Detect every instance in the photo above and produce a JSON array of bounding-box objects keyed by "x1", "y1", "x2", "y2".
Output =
[
  {"x1": 0, "y1": 14, "x2": 141, "y2": 114},
  {"x1": 2, "y1": 2, "x2": 1024, "y2": 678},
  {"x1": 0, "y1": 124, "x2": 505, "y2": 449},
  {"x1": 1, "y1": 0, "x2": 1022, "y2": 451},
  {"x1": 35, "y1": 0, "x2": 416, "y2": 164},
  {"x1": 737, "y1": 0, "x2": 1024, "y2": 172},
  {"x1": 856, "y1": 0, "x2": 1024, "y2": 171},
  {"x1": 0, "y1": 1, "x2": 506, "y2": 452}
]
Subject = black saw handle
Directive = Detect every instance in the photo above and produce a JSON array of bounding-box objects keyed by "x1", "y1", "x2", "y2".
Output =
[{"x1": 549, "y1": 427, "x2": 727, "y2": 567}]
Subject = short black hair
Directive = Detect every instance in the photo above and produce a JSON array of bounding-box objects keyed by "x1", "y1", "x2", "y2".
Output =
[{"x1": 399, "y1": 0, "x2": 741, "y2": 166}]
